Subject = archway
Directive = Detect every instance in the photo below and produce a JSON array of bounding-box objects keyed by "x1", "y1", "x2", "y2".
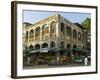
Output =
[
  {"x1": 50, "y1": 41, "x2": 55, "y2": 48},
  {"x1": 29, "y1": 45, "x2": 33, "y2": 50},
  {"x1": 42, "y1": 43, "x2": 48, "y2": 48},
  {"x1": 35, "y1": 44, "x2": 40, "y2": 50}
]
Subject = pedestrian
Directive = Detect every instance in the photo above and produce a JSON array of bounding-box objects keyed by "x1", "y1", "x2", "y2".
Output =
[
  {"x1": 27, "y1": 57, "x2": 30, "y2": 64},
  {"x1": 71, "y1": 54, "x2": 74, "y2": 64},
  {"x1": 84, "y1": 57, "x2": 88, "y2": 66},
  {"x1": 51, "y1": 59, "x2": 55, "y2": 65}
]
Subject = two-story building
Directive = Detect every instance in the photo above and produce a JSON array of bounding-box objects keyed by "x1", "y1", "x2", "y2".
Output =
[{"x1": 23, "y1": 14, "x2": 88, "y2": 66}]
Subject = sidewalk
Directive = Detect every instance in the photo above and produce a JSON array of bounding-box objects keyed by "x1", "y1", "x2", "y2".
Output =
[{"x1": 23, "y1": 62, "x2": 90, "y2": 69}]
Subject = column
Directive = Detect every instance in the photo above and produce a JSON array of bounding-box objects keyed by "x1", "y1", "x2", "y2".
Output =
[
  {"x1": 49, "y1": 22, "x2": 51, "y2": 39},
  {"x1": 34, "y1": 28, "x2": 36, "y2": 41},
  {"x1": 40, "y1": 26, "x2": 42, "y2": 40},
  {"x1": 27, "y1": 31, "x2": 29, "y2": 43}
]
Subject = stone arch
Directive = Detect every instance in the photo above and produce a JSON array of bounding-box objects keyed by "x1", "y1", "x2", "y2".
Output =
[
  {"x1": 42, "y1": 43, "x2": 48, "y2": 48},
  {"x1": 42, "y1": 24, "x2": 49, "y2": 34},
  {"x1": 29, "y1": 45, "x2": 33, "y2": 50},
  {"x1": 73, "y1": 29, "x2": 77, "y2": 39},
  {"x1": 29, "y1": 29, "x2": 34, "y2": 39},
  {"x1": 50, "y1": 21, "x2": 56, "y2": 38},
  {"x1": 66, "y1": 44, "x2": 71, "y2": 49},
  {"x1": 73, "y1": 45, "x2": 77, "y2": 48},
  {"x1": 25, "y1": 31, "x2": 28, "y2": 40},
  {"x1": 61, "y1": 22, "x2": 65, "y2": 33},
  {"x1": 66, "y1": 26, "x2": 71, "y2": 36},
  {"x1": 78, "y1": 32, "x2": 81, "y2": 40},
  {"x1": 35, "y1": 44, "x2": 40, "y2": 50},
  {"x1": 35, "y1": 27, "x2": 40, "y2": 37},
  {"x1": 60, "y1": 41, "x2": 65, "y2": 48},
  {"x1": 50, "y1": 41, "x2": 55, "y2": 48},
  {"x1": 42, "y1": 24, "x2": 49, "y2": 39},
  {"x1": 50, "y1": 21, "x2": 56, "y2": 33}
]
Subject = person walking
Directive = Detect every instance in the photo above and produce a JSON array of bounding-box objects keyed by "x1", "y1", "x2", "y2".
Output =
[{"x1": 84, "y1": 57, "x2": 88, "y2": 66}]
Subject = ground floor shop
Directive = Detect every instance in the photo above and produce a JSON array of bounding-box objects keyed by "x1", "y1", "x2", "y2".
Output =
[{"x1": 23, "y1": 48, "x2": 90, "y2": 69}]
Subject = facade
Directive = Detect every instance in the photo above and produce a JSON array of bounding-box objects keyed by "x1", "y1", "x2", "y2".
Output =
[
  {"x1": 23, "y1": 14, "x2": 87, "y2": 51},
  {"x1": 23, "y1": 14, "x2": 90, "y2": 67}
]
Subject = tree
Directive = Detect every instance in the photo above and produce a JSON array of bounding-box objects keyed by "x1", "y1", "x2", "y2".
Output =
[
  {"x1": 81, "y1": 18, "x2": 91, "y2": 49},
  {"x1": 81, "y1": 18, "x2": 91, "y2": 31}
]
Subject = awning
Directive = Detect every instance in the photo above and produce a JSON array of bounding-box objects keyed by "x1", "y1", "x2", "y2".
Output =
[
  {"x1": 40, "y1": 48, "x2": 58, "y2": 53},
  {"x1": 29, "y1": 50, "x2": 40, "y2": 53},
  {"x1": 73, "y1": 48, "x2": 82, "y2": 51},
  {"x1": 83, "y1": 49, "x2": 90, "y2": 52},
  {"x1": 59, "y1": 48, "x2": 66, "y2": 51},
  {"x1": 73, "y1": 48, "x2": 90, "y2": 53},
  {"x1": 40, "y1": 48, "x2": 48, "y2": 53},
  {"x1": 59, "y1": 48, "x2": 72, "y2": 52}
]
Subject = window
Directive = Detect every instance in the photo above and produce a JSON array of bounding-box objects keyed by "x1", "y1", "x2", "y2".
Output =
[
  {"x1": 25, "y1": 31, "x2": 28, "y2": 41},
  {"x1": 73, "y1": 45, "x2": 77, "y2": 48},
  {"x1": 42, "y1": 43, "x2": 48, "y2": 48},
  {"x1": 60, "y1": 42, "x2": 65, "y2": 48},
  {"x1": 29, "y1": 45, "x2": 33, "y2": 50},
  {"x1": 66, "y1": 44, "x2": 71, "y2": 49},
  {"x1": 42, "y1": 24, "x2": 49, "y2": 35},
  {"x1": 73, "y1": 29, "x2": 77, "y2": 38},
  {"x1": 50, "y1": 41, "x2": 55, "y2": 48},
  {"x1": 35, "y1": 44, "x2": 40, "y2": 50},
  {"x1": 50, "y1": 21, "x2": 56, "y2": 33},
  {"x1": 50, "y1": 21, "x2": 56, "y2": 38},
  {"x1": 78, "y1": 32, "x2": 81, "y2": 40},
  {"x1": 29, "y1": 30, "x2": 34, "y2": 38},
  {"x1": 61, "y1": 22, "x2": 65, "y2": 32},
  {"x1": 35, "y1": 27, "x2": 40, "y2": 37},
  {"x1": 66, "y1": 26, "x2": 71, "y2": 36}
]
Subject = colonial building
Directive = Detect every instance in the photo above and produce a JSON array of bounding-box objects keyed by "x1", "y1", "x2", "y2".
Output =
[
  {"x1": 23, "y1": 14, "x2": 87, "y2": 52},
  {"x1": 23, "y1": 14, "x2": 91, "y2": 67}
]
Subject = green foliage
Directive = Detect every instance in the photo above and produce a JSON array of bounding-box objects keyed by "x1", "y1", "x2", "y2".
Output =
[{"x1": 81, "y1": 18, "x2": 91, "y2": 30}]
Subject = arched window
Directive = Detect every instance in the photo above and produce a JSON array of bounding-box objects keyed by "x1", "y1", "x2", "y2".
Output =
[
  {"x1": 73, "y1": 29, "x2": 77, "y2": 38},
  {"x1": 35, "y1": 27, "x2": 40, "y2": 37},
  {"x1": 42, "y1": 43, "x2": 48, "y2": 48},
  {"x1": 50, "y1": 21, "x2": 56, "y2": 38},
  {"x1": 78, "y1": 32, "x2": 81, "y2": 40},
  {"x1": 50, "y1": 41, "x2": 55, "y2": 48},
  {"x1": 29, "y1": 45, "x2": 33, "y2": 50},
  {"x1": 29, "y1": 29, "x2": 34, "y2": 38},
  {"x1": 66, "y1": 26, "x2": 71, "y2": 36},
  {"x1": 60, "y1": 42, "x2": 65, "y2": 48},
  {"x1": 42, "y1": 24, "x2": 49, "y2": 35},
  {"x1": 25, "y1": 31, "x2": 28, "y2": 39},
  {"x1": 66, "y1": 44, "x2": 71, "y2": 49},
  {"x1": 35, "y1": 44, "x2": 40, "y2": 50},
  {"x1": 73, "y1": 45, "x2": 77, "y2": 48},
  {"x1": 61, "y1": 22, "x2": 65, "y2": 33},
  {"x1": 50, "y1": 21, "x2": 56, "y2": 33}
]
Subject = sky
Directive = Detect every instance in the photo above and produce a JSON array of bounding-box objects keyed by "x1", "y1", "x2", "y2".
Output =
[{"x1": 23, "y1": 10, "x2": 91, "y2": 24}]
